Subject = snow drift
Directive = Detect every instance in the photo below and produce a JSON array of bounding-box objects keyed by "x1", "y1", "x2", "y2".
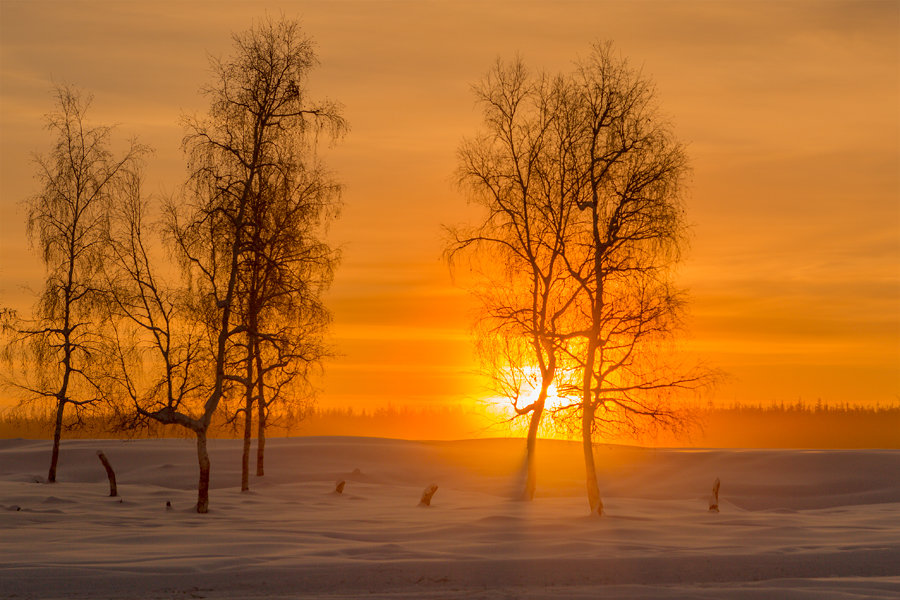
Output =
[{"x1": 1, "y1": 437, "x2": 898, "y2": 599}]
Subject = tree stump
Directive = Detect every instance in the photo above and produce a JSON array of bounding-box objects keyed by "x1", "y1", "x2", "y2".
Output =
[
  {"x1": 335, "y1": 480, "x2": 346, "y2": 494},
  {"x1": 419, "y1": 484, "x2": 438, "y2": 507},
  {"x1": 709, "y1": 477, "x2": 720, "y2": 512},
  {"x1": 96, "y1": 450, "x2": 117, "y2": 497}
]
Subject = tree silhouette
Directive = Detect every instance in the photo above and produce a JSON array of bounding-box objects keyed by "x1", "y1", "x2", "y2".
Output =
[
  {"x1": 449, "y1": 59, "x2": 580, "y2": 500},
  {"x1": 234, "y1": 129, "x2": 341, "y2": 486},
  {"x1": 453, "y1": 44, "x2": 710, "y2": 512},
  {"x1": 1, "y1": 86, "x2": 146, "y2": 483},
  {"x1": 559, "y1": 43, "x2": 707, "y2": 514},
  {"x1": 104, "y1": 17, "x2": 344, "y2": 511}
]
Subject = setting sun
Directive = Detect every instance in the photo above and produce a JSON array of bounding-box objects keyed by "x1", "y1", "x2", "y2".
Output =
[{"x1": 484, "y1": 368, "x2": 567, "y2": 416}]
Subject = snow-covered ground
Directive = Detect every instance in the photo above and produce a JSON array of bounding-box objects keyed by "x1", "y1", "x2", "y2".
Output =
[{"x1": 2, "y1": 437, "x2": 898, "y2": 599}]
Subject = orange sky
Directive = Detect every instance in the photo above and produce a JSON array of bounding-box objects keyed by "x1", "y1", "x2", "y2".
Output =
[{"x1": 1, "y1": 0, "x2": 898, "y2": 414}]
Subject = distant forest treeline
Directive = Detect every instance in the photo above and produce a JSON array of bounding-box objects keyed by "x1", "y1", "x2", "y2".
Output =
[
  {"x1": 0, "y1": 405, "x2": 483, "y2": 442},
  {"x1": 652, "y1": 402, "x2": 900, "y2": 449},
  {"x1": 2, "y1": 402, "x2": 897, "y2": 448}
]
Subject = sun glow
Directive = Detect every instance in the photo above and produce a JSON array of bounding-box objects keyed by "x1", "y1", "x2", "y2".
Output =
[{"x1": 483, "y1": 366, "x2": 574, "y2": 420}]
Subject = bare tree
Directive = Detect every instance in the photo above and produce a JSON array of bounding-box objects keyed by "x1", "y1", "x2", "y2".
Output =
[
  {"x1": 102, "y1": 170, "x2": 210, "y2": 449},
  {"x1": 449, "y1": 59, "x2": 580, "y2": 500},
  {"x1": 237, "y1": 158, "x2": 341, "y2": 487},
  {"x1": 452, "y1": 44, "x2": 710, "y2": 513},
  {"x1": 104, "y1": 17, "x2": 344, "y2": 511},
  {"x1": 1, "y1": 86, "x2": 146, "y2": 483},
  {"x1": 558, "y1": 42, "x2": 707, "y2": 515}
]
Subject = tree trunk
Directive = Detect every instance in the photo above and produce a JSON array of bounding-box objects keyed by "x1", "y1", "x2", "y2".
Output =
[
  {"x1": 419, "y1": 484, "x2": 439, "y2": 507},
  {"x1": 582, "y1": 403, "x2": 602, "y2": 515},
  {"x1": 581, "y1": 339, "x2": 602, "y2": 516},
  {"x1": 522, "y1": 389, "x2": 547, "y2": 501},
  {"x1": 241, "y1": 400, "x2": 252, "y2": 492},
  {"x1": 96, "y1": 450, "x2": 118, "y2": 497},
  {"x1": 47, "y1": 399, "x2": 65, "y2": 483},
  {"x1": 256, "y1": 399, "x2": 266, "y2": 477},
  {"x1": 196, "y1": 429, "x2": 211, "y2": 513},
  {"x1": 255, "y1": 340, "x2": 266, "y2": 477},
  {"x1": 241, "y1": 334, "x2": 256, "y2": 492}
]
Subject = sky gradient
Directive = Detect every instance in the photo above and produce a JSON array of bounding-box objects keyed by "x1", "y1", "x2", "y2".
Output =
[{"x1": 1, "y1": 0, "x2": 898, "y2": 414}]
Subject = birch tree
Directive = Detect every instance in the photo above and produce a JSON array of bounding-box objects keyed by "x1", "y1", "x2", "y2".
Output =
[
  {"x1": 106, "y1": 17, "x2": 344, "y2": 511},
  {"x1": 452, "y1": 44, "x2": 709, "y2": 511},
  {"x1": 561, "y1": 43, "x2": 705, "y2": 515},
  {"x1": 235, "y1": 161, "x2": 340, "y2": 487},
  {"x1": 1, "y1": 86, "x2": 146, "y2": 483},
  {"x1": 449, "y1": 60, "x2": 580, "y2": 500}
]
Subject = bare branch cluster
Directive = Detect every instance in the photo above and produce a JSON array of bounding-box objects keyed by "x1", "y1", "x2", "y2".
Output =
[
  {"x1": 0, "y1": 86, "x2": 149, "y2": 482},
  {"x1": 106, "y1": 16, "x2": 344, "y2": 510},
  {"x1": 449, "y1": 43, "x2": 713, "y2": 512},
  {"x1": 3, "y1": 17, "x2": 345, "y2": 513}
]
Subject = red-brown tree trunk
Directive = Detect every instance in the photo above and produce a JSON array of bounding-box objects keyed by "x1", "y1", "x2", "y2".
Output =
[
  {"x1": 241, "y1": 402, "x2": 252, "y2": 492},
  {"x1": 96, "y1": 450, "x2": 117, "y2": 497},
  {"x1": 241, "y1": 342, "x2": 254, "y2": 492},
  {"x1": 256, "y1": 400, "x2": 266, "y2": 477},
  {"x1": 47, "y1": 400, "x2": 65, "y2": 483},
  {"x1": 196, "y1": 430, "x2": 211, "y2": 513},
  {"x1": 255, "y1": 338, "x2": 266, "y2": 477}
]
